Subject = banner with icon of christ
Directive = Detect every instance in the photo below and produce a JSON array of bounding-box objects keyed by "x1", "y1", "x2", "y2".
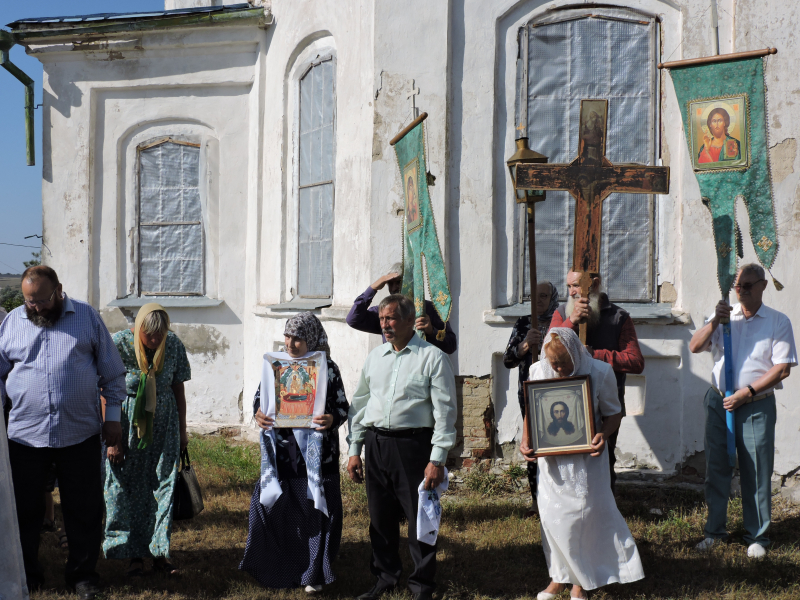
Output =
[
  {"x1": 390, "y1": 113, "x2": 453, "y2": 337},
  {"x1": 668, "y1": 58, "x2": 779, "y2": 295}
]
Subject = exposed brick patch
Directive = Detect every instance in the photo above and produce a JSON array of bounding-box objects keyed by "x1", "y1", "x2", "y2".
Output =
[{"x1": 448, "y1": 375, "x2": 493, "y2": 468}]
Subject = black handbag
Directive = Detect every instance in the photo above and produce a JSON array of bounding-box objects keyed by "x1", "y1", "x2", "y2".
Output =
[{"x1": 173, "y1": 448, "x2": 204, "y2": 520}]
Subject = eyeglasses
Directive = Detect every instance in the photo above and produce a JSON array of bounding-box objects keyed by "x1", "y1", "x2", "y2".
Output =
[
  {"x1": 733, "y1": 280, "x2": 765, "y2": 292},
  {"x1": 24, "y1": 288, "x2": 58, "y2": 307}
]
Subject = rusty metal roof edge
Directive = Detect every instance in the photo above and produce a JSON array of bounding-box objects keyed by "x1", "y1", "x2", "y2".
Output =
[
  {"x1": 7, "y1": 5, "x2": 271, "y2": 40},
  {"x1": 7, "y1": 3, "x2": 252, "y2": 28}
]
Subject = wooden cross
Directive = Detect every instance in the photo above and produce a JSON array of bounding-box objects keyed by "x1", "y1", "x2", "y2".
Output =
[
  {"x1": 515, "y1": 99, "x2": 670, "y2": 343},
  {"x1": 406, "y1": 79, "x2": 420, "y2": 118}
]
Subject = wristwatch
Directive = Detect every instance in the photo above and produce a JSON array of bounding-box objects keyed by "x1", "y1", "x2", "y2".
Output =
[{"x1": 430, "y1": 460, "x2": 443, "y2": 467}]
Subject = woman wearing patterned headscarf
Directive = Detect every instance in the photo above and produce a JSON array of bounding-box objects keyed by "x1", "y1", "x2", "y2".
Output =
[
  {"x1": 502, "y1": 281, "x2": 559, "y2": 515},
  {"x1": 240, "y1": 312, "x2": 349, "y2": 593},
  {"x1": 103, "y1": 304, "x2": 191, "y2": 577},
  {"x1": 520, "y1": 328, "x2": 643, "y2": 600}
]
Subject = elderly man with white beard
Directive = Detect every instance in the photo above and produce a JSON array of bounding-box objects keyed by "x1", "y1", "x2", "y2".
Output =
[{"x1": 547, "y1": 271, "x2": 644, "y2": 493}]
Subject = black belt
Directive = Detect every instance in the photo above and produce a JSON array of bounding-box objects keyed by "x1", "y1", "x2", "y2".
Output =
[{"x1": 368, "y1": 426, "x2": 433, "y2": 438}]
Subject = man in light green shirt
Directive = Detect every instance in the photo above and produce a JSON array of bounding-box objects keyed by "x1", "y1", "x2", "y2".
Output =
[{"x1": 347, "y1": 294, "x2": 456, "y2": 600}]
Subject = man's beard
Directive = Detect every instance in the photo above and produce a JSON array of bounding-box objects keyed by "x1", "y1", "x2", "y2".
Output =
[
  {"x1": 547, "y1": 418, "x2": 575, "y2": 436},
  {"x1": 25, "y1": 298, "x2": 63, "y2": 328},
  {"x1": 565, "y1": 291, "x2": 601, "y2": 329}
]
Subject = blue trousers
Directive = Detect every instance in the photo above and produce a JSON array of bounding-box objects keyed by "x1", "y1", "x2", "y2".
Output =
[{"x1": 703, "y1": 387, "x2": 776, "y2": 546}]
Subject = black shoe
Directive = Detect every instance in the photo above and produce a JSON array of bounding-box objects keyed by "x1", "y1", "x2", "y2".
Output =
[
  {"x1": 356, "y1": 580, "x2": 397, "y2": 600},
  {"x1": 412, "y1": 593, "x2": 434, "y2": 600},
  {"x1": 73, "y1": 581, "x2": 101, "y2": 600}
]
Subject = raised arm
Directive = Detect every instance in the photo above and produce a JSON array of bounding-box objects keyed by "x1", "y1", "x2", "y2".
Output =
[
  {"x1": 689, "y1": 301, "x2": 731, "y2": 354},
  {"x1": 345, "y1": 286, "x2": 382, "y2": 335}
]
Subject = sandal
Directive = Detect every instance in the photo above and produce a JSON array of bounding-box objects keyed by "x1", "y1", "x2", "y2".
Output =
[
  {"x1": 127, "y1": 558, "x2": 144, "y2": 577},
  {"x1": 153, "y1": 557, "x2": 179, "y2": 576},
  {"x1": 56, "y1": 531, "x2": 68, "y2": 550}
]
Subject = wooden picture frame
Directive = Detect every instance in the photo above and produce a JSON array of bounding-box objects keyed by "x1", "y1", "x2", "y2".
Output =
[{"x1": 524, "y1": 375, "x2": 595, "y2": 457}]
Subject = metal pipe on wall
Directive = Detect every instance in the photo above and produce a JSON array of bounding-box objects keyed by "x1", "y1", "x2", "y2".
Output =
[{"x1": 0, "y1": 30, "x2": 35, "y2": 166}]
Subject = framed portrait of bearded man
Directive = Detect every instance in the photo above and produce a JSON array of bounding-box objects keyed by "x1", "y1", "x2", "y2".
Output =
[{"x1": 524, "y1": 375, "x2": 595, "y2": 457}]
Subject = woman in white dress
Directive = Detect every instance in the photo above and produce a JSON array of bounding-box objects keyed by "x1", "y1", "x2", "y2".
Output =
[{"x1": 520, "y1": 328, "x2": 644, "y2": 600}]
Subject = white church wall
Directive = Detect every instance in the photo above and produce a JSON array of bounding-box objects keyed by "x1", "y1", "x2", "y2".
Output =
[
  {"x1": 243, "y1": 0, "x2": 376, "y2": 438},
  {"x1": 26, "y1": 0, "x2": 800, "y2": 481},
  {"x1": 31, "y1": 24, "x2": 262, "y2": 425}
]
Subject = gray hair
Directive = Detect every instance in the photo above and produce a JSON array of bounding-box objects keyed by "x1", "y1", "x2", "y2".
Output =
[
  {"x1": 378, "y1": 293, "x2": 415, "y2": 321},
  {"x1": 738, "y1": 263, "x2": 766, "y2": 281},
  {"x1": 389, "y1": 262, "x2": 404, "y2": 277},
  {"x1": 141, "y1": 309, "x2": 170, "y2": 336}
]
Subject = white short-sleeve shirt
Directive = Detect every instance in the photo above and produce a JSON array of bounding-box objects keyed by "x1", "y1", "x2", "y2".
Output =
[{"x1": 708, "y1": 303, "x2": 797, "y2": 393}]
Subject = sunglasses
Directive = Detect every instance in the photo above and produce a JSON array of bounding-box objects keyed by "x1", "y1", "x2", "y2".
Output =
[{"x1": 733, "y1": 280, "x2": 765, "y2": 292}]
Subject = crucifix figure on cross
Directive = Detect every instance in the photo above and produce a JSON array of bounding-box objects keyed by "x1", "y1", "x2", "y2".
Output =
[
  {"x1": 406, "y1": 79, "x2": 420, "y2": 119},
  {"x1": 515, "y1": 99, "x2": 670, "y2": 343}
]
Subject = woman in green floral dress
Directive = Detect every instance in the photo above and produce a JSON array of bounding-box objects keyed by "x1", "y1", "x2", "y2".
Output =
[{"x1": 103, "y1": 304, "x2": 191, "y2": 576}]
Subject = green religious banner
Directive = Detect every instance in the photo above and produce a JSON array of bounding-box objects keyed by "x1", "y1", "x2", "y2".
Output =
[
  {"x1": 390, "y1": 112, "x2": 452, "y2": 340},
  {"x1": 667, "y1": 52, "x2": 781, "y2": 295}
]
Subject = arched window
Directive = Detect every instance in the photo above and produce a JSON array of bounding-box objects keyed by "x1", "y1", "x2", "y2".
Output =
[
  {"x1": 516, "y1": 8, "x2": 659, "y2": 301},
  {"x1": 138, "y1": 139, "x2": 204, "y2": 296},
  {"x1": 296, "y1": 55, "x2": 336, "y2": 299}
]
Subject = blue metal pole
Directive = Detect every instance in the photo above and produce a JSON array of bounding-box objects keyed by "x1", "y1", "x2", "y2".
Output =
[{"x1": 722, "y1": 314, "x2": 736, "y2": 468}]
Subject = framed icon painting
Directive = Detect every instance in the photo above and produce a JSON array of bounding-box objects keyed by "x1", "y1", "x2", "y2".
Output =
[
  {"x1": 688, "y1": 94, "x2": 750, "y2": 172},
  {"x1": 524, "y1": 375, "x2": 596, "y2": 457}
]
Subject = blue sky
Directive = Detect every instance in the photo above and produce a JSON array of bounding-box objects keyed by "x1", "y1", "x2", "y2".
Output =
[{"x1": 0, "y1": 0, "x2": 163, "y2": 273}]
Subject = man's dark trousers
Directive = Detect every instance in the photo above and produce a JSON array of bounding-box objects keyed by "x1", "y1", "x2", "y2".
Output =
[
  {"x1": 606, "y1": 388, "x2": 625, "y2": 494},
  {"x1": 364, "y1": 427, "x2": 437, "y2": 596},
  {"x1": 8, "y1": 434, "x2": 103, "y2": 588}
]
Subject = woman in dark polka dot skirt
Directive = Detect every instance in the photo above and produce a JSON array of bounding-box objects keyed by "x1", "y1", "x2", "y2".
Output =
[{"x1": 239, "y1": 313, "x2": 349, "y2": 592}]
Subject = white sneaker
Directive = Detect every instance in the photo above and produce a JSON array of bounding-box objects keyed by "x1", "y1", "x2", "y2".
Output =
[
  {"x1": 747, "y1": 543, "x2": 767, "y2": 559},
  {"x1": 536, "y1": 593, "x2": 557, "y2": 600},
  {"x1": 304, "y1": 585, "x2": 323, "y2": 593},
  {"x1": 695, "y1": 537, "x2": 720, "y2": 552}
]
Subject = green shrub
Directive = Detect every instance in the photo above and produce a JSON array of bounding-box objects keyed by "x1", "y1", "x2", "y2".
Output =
[{"x1": 0, "y1": 287, "x2": 24, "y2": 313}]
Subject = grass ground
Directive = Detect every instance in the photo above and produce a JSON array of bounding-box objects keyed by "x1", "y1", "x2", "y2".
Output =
[{"x1": 32, "y1": 435, "x2": 800, "y2": 599}]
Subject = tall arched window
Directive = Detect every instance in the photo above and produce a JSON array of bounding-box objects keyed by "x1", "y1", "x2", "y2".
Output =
[
  {"x1": 516, "y1": 8, "x2": 659, "y2": 301},
  {"x1": 138, "y1": 139, "x2": 204, "y2": 296},
  {"x1": 297, "y1": 55, "x2": 336, "y2": 299}
]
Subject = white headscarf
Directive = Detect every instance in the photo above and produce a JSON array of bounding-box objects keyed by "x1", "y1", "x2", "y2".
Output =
[{"x1": 540, "y1": 327, "x2": 594, "y2": 379}]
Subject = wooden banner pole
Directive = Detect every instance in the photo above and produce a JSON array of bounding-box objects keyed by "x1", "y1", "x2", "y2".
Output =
[{"x1": 658, "y1": 47, "x2": 776, "y2": 70}]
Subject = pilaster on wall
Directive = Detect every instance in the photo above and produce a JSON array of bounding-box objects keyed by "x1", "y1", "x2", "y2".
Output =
[{"x1": 449, "y1": 375, "x2": 494, "y2": 469}]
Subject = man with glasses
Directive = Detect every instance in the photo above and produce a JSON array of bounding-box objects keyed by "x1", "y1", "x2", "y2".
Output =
[
  {"x1": 0, "y1": 266, "x2": 126, "y2": 599},
  {"x1": 690, "y1": 263, "x2": 796, "y2": 559}
]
